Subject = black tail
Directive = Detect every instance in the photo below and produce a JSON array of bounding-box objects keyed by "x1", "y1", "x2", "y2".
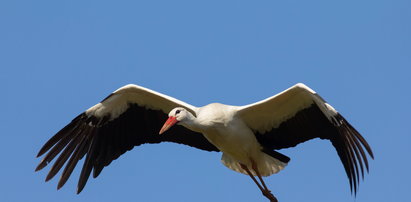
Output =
[{"x1": 262, "y1": 148, "x2": 290, "y2": 164}]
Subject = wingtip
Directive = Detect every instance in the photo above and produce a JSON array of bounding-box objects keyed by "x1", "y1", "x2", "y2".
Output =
[
  {"x1": 368, "y1": 148, "x2": 375, "y2": 160},
  {"x1": 45, "y1": 173, "x2": 53, "y2": 182},
  {"x1": 35, "y1": 160, "x2": 48, "y2": 172},
  {"x1": 35, "y1": 166, "x2": 42, "y2": 172},
  {"x1": 36, "y1": 148, "x2": 47, "y2": 158},
  {"x1": 76, "y1": 186, "x2": 84, "y2": 194},
  {"x1": 57, "y1": 181, "x2": 64, "y2": 190}
]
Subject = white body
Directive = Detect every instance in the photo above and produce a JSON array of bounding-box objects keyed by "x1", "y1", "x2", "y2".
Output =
[{"x1": 180, "y1": 103, "x2": 286, "y2": 176}]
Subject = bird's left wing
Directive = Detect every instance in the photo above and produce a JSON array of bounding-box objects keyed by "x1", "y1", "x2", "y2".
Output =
[
  {"x1": 36, "y1": 84, "x2": 218, "y2": 193},
  {"x1": 236, "y1": 83, "x2": 373, "y2": 193}
]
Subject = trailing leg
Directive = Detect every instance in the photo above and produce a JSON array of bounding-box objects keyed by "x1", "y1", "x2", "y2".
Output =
[
  {"x1": 250, "y1": 159, "x2": 277, "y2": 202},
  {"x1": 239, "y1": 163, "x2": 278, "y2": 202}
]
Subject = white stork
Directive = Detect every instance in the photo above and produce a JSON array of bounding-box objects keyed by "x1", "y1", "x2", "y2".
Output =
[{"x1": 36, "y1": 83, "x2": 373, "y2": 202}]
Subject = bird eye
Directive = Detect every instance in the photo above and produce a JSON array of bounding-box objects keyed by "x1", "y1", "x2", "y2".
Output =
[{"x1": 175, "y1": 110, "x2": 181, "y2": 114}]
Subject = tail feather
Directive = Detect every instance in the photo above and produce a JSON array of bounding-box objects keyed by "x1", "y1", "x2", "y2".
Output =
[{"x1": 262, "y1": 149, "x2": 290, "y2": 164}]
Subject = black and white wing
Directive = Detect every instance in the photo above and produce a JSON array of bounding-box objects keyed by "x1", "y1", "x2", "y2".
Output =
[
  {"x1": 237, "y1": 83, "x2": 374, "y2": 193},
  {"x1": 35, "y1": 84, "x2": 218, "y2": 193}
]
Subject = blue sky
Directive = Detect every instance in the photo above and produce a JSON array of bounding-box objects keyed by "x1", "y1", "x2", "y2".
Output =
[{"x1": 1, "y1": 0, "x2": 410, "y2": 201}]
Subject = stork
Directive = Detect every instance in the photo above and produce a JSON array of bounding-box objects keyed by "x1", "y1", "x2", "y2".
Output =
[{"x1": 36, "y1": 83, "x2": 373, "y2": 202}]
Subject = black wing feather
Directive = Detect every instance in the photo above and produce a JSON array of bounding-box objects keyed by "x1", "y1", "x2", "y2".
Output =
[
  {"x1": 254, "y1": 104, "x2": 374, "y2": 194},
  {"x1": 36, "y1": 103, "x2": 218, "y2": 193}
]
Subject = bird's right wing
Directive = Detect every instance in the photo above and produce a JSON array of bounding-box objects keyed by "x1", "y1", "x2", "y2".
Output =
[{"x1": 35, "y1": 84, "x2": 219, "y2": 194}]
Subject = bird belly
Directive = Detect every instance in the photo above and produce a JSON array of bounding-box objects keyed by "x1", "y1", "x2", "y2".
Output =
[
  {"x1": 202, "y1": 124, "x2": 287, "y2": 177},
  {"x1": 203, "y1": 125, "x2": 260, "y2": 165},
  {"x1": 196, "y1": 108, "x2": 288, "y2": 176}
]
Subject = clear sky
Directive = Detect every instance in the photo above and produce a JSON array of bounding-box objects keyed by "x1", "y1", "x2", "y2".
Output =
[{"x1": 1, "y1": 0, "x2": 410, "y2": 202}]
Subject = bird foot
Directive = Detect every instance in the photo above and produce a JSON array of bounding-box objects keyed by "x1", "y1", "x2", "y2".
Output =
[{"x1": 262, "y1": 189, "x2": 278, "y2": 202}]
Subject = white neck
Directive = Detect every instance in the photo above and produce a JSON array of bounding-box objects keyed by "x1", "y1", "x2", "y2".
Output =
[{"x1": 179, "y1": 112, "x2": 207, "y2": 133}]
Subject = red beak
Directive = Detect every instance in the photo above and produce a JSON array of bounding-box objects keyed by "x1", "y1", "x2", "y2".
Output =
[{"x1": 159, "y1": 116, "x2": 178, "y2": 134}]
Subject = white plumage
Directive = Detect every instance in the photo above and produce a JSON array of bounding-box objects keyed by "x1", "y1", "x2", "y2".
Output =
[{"x1": 36, "y1": 83, "x2": 373, "y2": 202}]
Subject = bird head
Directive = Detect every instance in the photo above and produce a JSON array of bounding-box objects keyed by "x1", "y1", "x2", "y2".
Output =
[{"x1": 159, "y1": 107, "x2": 188, "y2": 134}]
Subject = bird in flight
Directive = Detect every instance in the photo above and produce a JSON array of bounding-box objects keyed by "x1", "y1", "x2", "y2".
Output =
[{"x1": 36, "y1": 83, "x2": 373, "y2": 202}]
